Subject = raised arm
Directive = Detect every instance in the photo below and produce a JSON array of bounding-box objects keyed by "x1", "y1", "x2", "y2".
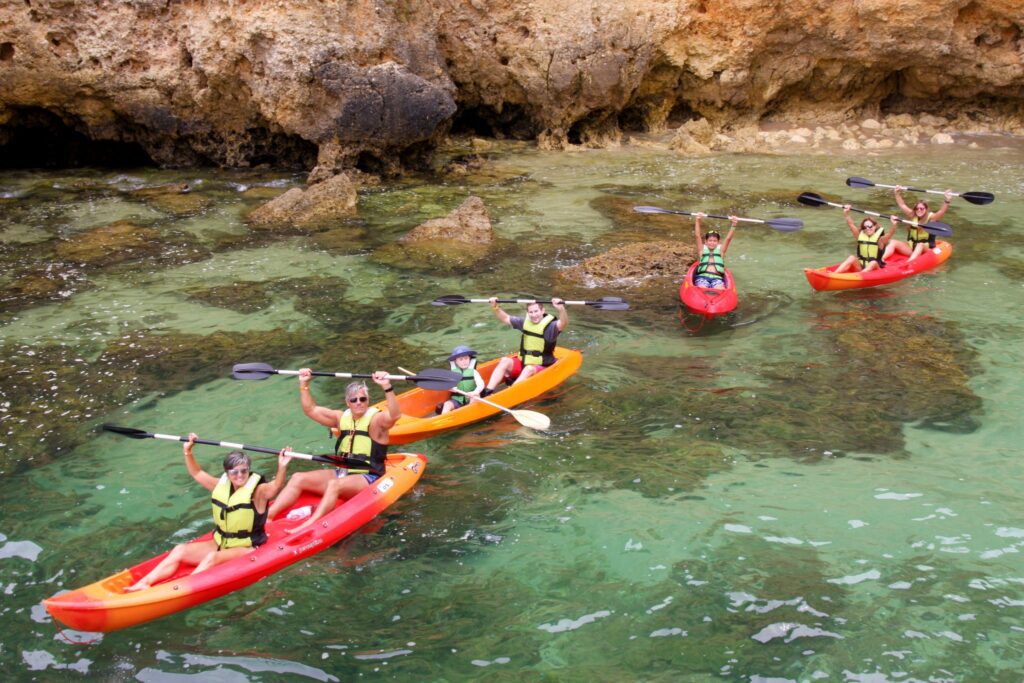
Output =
[
  {"x1": 720, "y1": 216, "x2": 739, "y2": 255},
  {"x1": 489, "y1": 297, "x2": 512, "y2": 326},
  {"x1": 893, "y1": 186, "x2": 914, "y2": 218},
  {"x1": 371, "y1": 370, "x2": 402, "y2": 430},
  {"x1": 843, "y1": 205, "x2": 859, "y2": 238},
  {"x1": 298, "y1": 368, "x2": 344, "y2": 428},
  {"x1": 183, "y1": 433, "x2": 219, "y2": 492},
  {"x1": 928, "y1": 190, "x2": 953, "y2": 222},
  {"x1": 552, "y1": 298, "x2": 568, "y2": 332},
  {"x1": 256, "y1": 448, "x2": 292, "y2": 505},
  {"x1": 693, "y1": 213, "x2": 705, "y2": 252}
]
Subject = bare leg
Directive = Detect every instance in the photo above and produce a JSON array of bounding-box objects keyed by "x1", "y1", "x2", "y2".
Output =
[
  {"x1": 863, "y1": 261, "x2": 881, "y2": 273},
  {"x1": 125, "y1": 540, "x2": 218, "y2": 592},
  {"x1": 907, "y1": 242, "x2": 928, "y2": 262},
  {"x1": 884, "y1": 239, "x2": 911, "y2": 261},
  {"x1": 832, "y1": 255, "x2": 861, "y2": 274},
  {"x1": 285, "y1": 475, "x2": 369, "y2": 534},
  {"x1": 191, "y1": 546, "x2": 254, "y2": 575},
  {"x1": 441, "y1": 399, "x2": 458, "y2": 414},
  {"x1": 268, "y1": 469, "x2": 335, "y2": 520},
  {"x1": 514, "y1": 364, "x2": 541, "y2": 385},
  {"x1": 485, "y1": 357, "x2": 514, "y2": 391}
]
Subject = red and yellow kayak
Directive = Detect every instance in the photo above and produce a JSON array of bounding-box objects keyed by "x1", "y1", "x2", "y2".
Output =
[
  {"x1": 43, "y1": 453, "x2": 426, "y2": 632},
  {"x1": 380, "y1": 347, "x2": 582, "y2": 445},
  {"x1": 804, "y1": 240, "x2": 952, "y2": 292},
  {"x1": 679, "y1": 262, "x2": 738, "y2": 318}
]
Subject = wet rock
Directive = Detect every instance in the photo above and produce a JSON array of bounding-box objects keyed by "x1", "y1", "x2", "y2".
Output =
[
  {"x1": 372, "y1": 240, "x2": 498, "y2": 274},
  {"x1": 130, "y1": 184, "x2": 214, "y2": 216},
  {"x1": 185, "y1": 281, "x2": 274, "y2": 313},
  {"x1": 560, "y1": 240, "x2": 696, "y2": 286},
  {"x1": 309, "y1": 223, "x2": 371, "y2": 254},
  {"x1": 931, "y1": 132, "x2": 955, "y2": 144},
  {"x1": 54, "y1": 220, "x2": 164, "y2": 267},
  {"x1": 247, "y1": 172, "x2": 358, "y2": 230},
  {"x1": 668, "y1": 118, "x2": 713, "y2": 155},
  {"x1": 400, "y1": 196, "x2": 494, "y2": 244}
]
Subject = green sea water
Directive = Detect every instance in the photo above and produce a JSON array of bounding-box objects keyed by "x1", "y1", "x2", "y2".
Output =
[{"x1": 1, "y1": 140, "x2": 1023, "y2": 682}]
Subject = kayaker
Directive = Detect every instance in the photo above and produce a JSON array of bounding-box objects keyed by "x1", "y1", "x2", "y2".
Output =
[
  {"x1": 883, "y1": 186, "x2": 953, "y2": 263},
  {"x1": 271, "y1": 370, "x2": 401, "y2": 533},
  {"x1": 692, "y1": 213, "x2": 738, "y2": 289},
  {"x1": 439, "y1": 345, "x2": 484, "y2": 414},
  {"x1": 125, "y1": 434, "x2": 291, "y2": 592},
  {"x1": 832, "y1": 207, "x2": 897, "y2": 274},
  {"x1": 480, "y1": 297, "x2": 568, "y2": 397}
]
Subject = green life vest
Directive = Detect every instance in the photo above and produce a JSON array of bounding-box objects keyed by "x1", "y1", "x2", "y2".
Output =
[
  {"x1": 857, "y1": 227, "x2": 885, "y2": 266},
  {"x1": 519, "y1": 314, "x2": 557, "y2": 367},
  {"x1": 449, "y1": 360, "x2": 478, "y2": 406},
  {"x1": 334, "y1": 406, "x2": 387, "y2": 476},
  {"x1": 696, "y1": 245, "x2": 725, "y2": 278},
  {"x1": 211, "y1": 472, "x2": 267, "y2": 550}
]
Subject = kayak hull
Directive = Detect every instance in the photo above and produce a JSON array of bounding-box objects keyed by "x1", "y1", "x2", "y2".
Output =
[
  {"x1": 804, "y1": 241, "x2": 952, "y2": 291},
  {"x1": 679, "y1": 262, "x2": 738, "y2": 317},
  {"x1": 380, "y1": 347, "x2": 582, "y2": 444},
  {"x1": 43, "y1": 453, "x2": 426, "y2": 633}
]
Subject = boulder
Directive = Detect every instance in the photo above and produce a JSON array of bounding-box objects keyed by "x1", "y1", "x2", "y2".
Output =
[
  {"x1": 400, "y1": 196, "x2": 493, "y2": 244},
  {"x1": 247, "y1": 173, "x2": 357, "y2": 229}
]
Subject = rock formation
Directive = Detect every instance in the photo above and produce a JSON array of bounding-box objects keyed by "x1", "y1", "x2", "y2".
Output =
[{"x1": 2, "y1": 0, "x2": 1021, "y2": 171}]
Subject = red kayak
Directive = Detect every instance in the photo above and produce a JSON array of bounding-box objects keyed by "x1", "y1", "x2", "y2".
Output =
[
  {"x1": 44, "y1": 453, "x2": 426, "y2": 632},
  {"x1": 804, "y1": 241, "x2": 952, "y2": 291},
  {"x1": 679, "y1": 262, "x2": 738, "y2": 317}
]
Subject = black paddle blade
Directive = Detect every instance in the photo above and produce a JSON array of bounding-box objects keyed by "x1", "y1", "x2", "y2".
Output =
[
  {"x1": 961, "y1": 191, "x2": 995, "y2": 205},
  {"x1": 431, "y1": 295, "x2": 471, "y2": 306},
  {"x1": 588, "y1": 297, "x2": 630, "y2": 310},
  {"x1": 232, "y1": 362, "x2": 278, "y2": 380},
  {"x1": 765, "y1": 217, "x2": 804, "y2": 232},
  {"x1": 845, "y1": 176, "x2": 875, "y2": 189},
  {"x1": 921, "y1": 221, "x2": 953, "y2": 237},
  {"x1": 408, "y1": 368, "x2": 463, "y2": 391},
  {"x1": 797, "y1": 192, "x2": 828, "y2": 207},
  {"x1": 102, "y1": 424, "x2": 153, "y2": 439}
]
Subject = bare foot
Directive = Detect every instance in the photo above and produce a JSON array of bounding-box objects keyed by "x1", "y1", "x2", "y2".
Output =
[
  {"x1": 124, "y1": 582, "x2": 149, "y2": 593},
  {"x1": 284, "y1": 521, "x2": 312, "y2": 535}
]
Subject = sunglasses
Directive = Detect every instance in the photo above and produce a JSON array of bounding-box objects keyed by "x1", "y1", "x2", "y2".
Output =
[
  {"x1": 347, "y1": 396, "x2": 368, "y2": 403},
  {"x1": 228, "y1": 467, "x2": 249, "y2": 476}
]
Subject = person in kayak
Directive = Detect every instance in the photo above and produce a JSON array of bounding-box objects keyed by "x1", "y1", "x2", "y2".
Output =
[
  {"x1": 883, "y1": 185, "x2": 953, "y2": 263},
  {"x1": 439, "y1": 345, "x2": 484, "y2": 414},
  {"x1": 272, "y1": 370, "x2": 401, "y2": 533},
  {"x1": 125, "y1": 434, "x2": 292, "y2": 592},
  {"x1": 692, "y1": 213, "x2": 738, "y2": 288},
  {"x1": 480, "y1": 297, "x2": 568, "y2": 397},
  {"x1": 832, "y1": 207, "x2": 898, "y2": 274}
]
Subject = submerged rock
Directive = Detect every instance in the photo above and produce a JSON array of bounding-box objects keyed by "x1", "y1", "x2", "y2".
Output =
[
  {"x1": 560, "y1": 241, "x2": 696, "y2": 286},
  {"x1": 400, "y1": 196, "x2": 494, "y2": 244},
  {"x1": 54, "y1": 220, "x2": 164, "y2": 267},
  {"x1": 247, "y1": 173, "x2": 358, "y2": 229}
]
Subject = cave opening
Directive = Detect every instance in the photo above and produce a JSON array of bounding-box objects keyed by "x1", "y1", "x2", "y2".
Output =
[
  {"x1": 0, "y1": 107, "x2": 154, "y2": 169},
  {"x1": 450, "y1": 104, "x2": 539, "y2": 140}
]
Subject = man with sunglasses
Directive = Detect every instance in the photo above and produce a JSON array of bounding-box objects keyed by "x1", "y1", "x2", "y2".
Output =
[{"x1": 269, "y1": 370, "x2": 401, "y2": 532}]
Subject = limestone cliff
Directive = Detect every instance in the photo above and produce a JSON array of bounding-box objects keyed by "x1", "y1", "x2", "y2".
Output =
[{"x1": 1, "y1": 0, "x2": 1020, "y2": 170}]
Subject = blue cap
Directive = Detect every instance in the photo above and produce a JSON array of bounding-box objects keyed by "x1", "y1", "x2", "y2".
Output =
[{"x1": 447, "y1": 345, "x2": 478, "y2": 362}]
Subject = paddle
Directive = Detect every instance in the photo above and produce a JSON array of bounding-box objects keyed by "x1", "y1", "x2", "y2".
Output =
[
  {"x1": 431, "y1": 295, "x2": 630, "y2": 311},
  {"x1": 397, "y1": 366, "x2": 551, "y2": 431},
  {"x1": 101, "y1": 424, "x2": 363, "y2": 468},
  {"x1": 845, "y1": 176, "x2": 994, "y2": 205},
  {"x1": 231, "y1": 363, "x2": 462, "y2": 391},
  {"x1": 632, "y1": 205, "x2": 804, "y2": 232},
  {"x1": 797, "y1": 192, "x2": 953, "y2": 237}
]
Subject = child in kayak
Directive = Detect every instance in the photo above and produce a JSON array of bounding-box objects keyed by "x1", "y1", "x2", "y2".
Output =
[
  {"x1": 439, "y1": 345, "x2": 484, "y2": 414},
  {"x1": 883, "y1": 186, "x2": 953, "y2": 263},
  {"x1": 832, "y1": 207, "x2": 898, "y2": 274},
  {"x1": 693, "y1": 213, "x2": 738, "y2": 288}
]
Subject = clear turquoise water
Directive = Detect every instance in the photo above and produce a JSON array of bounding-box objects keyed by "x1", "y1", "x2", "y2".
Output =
[{"x1": 1, "y1": 142, "x2": 1023, "y2": 681}]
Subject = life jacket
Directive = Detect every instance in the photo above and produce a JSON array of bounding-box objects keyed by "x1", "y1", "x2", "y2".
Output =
[
  {"x1": 519, "y1": 314, "x2": 557, "y2": 367},
  {"x1": 856, "y1": 227, "x2": 885, "y2": 267},
  {"x1": 211, "y1": 472, "x2": 267, "y2": 550},
  {"x1": 449, "y1": 359, "x2": 478, "y2": 406},
  {"x1": 696, "y1": 245, "x2": 725, "y2": 279},
  {"x1": 334, "y1": 407, "x2": 387, "y2": 476},
  {"x1": 906, "y1": 212, "x2": 936, "y2": 247}
]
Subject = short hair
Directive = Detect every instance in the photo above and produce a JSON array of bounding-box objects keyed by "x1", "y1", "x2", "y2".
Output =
[
  {"x1": 223, "y1": 451, "x2": 250, "y2": 471},
  {"x1": 703, "y1": 231, "x2": 721, "y2": 240},
  {"x1": 526, "y1": 301, "x2": 544, "y2": 313},
  {"x1": 345, "y1": 380, "x2": 368, "y2": 401}
]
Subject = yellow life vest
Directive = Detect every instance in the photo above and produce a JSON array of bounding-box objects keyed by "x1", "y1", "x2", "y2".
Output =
[
  {"x1": 856, "y1": 227, "x2": 885, "y2": 266},
  {"x1": 906, "y1": 212, "x2": 935, "y2": 246},
  {"x1": 519, "y1": 313, "x2": 557, "y2": 367},
  {"x1": 210, "y1": 473, "x2": 266, "y2": 549},
  {"x1": 334, "y1": 407, "x2": 387, "y2": 476}
]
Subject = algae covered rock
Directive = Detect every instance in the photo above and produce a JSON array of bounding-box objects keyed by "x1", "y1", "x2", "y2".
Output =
[
  {"x1": 560, "y1": 240, "x2": 696, "y2": 286},
  {"x1": 247, "y1": 173, "x2": 358, "y2": 230},
  {"x1": 54, "y1": 220, "x2": 164, "y2": 267},
  {"x1": 400, "y1": 196, "x2": 494, "y2": 244}
]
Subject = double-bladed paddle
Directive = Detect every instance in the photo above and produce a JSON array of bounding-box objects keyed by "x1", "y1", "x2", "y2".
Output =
[
  {"x1": 396, "y1": 366, "x2": 551, "y2": 431},
  {"x1": 431, "y1": 295, "x2": 630, "y2": 311},
  {"x1": 101, "y1": 424, "x2": 363, "y2": 468},
  {"x1": 632, "y1": 205, "x2": 804, "y2": 232},
  {"x1": 231, "y1": 363, "x2": 462, "y2": 391},
  {"x1": 845, "y1": 176, "x2": 994, "y2": 205},
  {"x1": 797, "y1": 192, "x2": 954, "y2": 237}
]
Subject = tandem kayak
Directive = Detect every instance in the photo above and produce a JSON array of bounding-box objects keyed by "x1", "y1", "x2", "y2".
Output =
[
  {"x1": 679, "y1": 262, "x2": 738, "y2": 318},
  {"x1": 379, "y1": 347, "x2": 582, "y2": 445},
  {"x1": 803, "y1": 240, "x2": 952, "y2": 292},
  {"x1": 44, "y1": 453, "x2": 426, "y2": 633}
]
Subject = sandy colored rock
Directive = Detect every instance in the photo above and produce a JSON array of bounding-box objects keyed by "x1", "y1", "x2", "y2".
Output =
[
  {"x1": 931, "y1": 132, "x2": 955, "y2": 144},
  {"x1": 247, "y1": 172, "x2": 357, "y2": 228},
  {"x1": 400, "y1": 196, "x2": 493, "y2": 244},
  {"x1": 54, "y1": 220, "x2": 163, "y2": 266},
  {"x1": 561, "y1": 241, "x2": 697, "y2": 286}
]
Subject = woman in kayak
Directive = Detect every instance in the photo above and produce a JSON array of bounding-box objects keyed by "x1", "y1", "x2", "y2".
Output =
[
  {"x1": 692, "y1": 213, "x2": 738, "y2": 288},
  {"x1": 125, "y1": 434, "x2": 292, "y2": 592},
  {"x1": 439, "y1": 345, "x2": 484, "y2": 414},
  {"x1": 883, "y1": 185, "x2": 953, "y2": 263},
  {"x1": 832, "y1": 207, "x2": 898, "y2": 274}
]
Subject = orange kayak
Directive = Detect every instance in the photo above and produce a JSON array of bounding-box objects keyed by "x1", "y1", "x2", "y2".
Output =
[
  {"x1": 44, "y1": 453, "x2": 426, "y2": 632},
  {"x1": 679, "y1": 262, "x2": 738, "y2": 317},
  {"x1": 380, "y1": 347, "x2": 582, "y2": 445},
  {"x1": 804, "y1": 240, "x2": 952, "y2": 291}
]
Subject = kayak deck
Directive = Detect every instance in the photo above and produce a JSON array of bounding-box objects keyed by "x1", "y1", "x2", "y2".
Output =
[
  {"x1": 43, "y1": 453, "x2": 426, "y2": 632},
  {"x1": 679, "y1": 262, "x2": 738, "y2": 318},
  {"x1": 804, "y1": 241, "x2": 952, "y2": 291},
  {"x1": 380, "y1": 347, "x2": 582, "y2": 444}
]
